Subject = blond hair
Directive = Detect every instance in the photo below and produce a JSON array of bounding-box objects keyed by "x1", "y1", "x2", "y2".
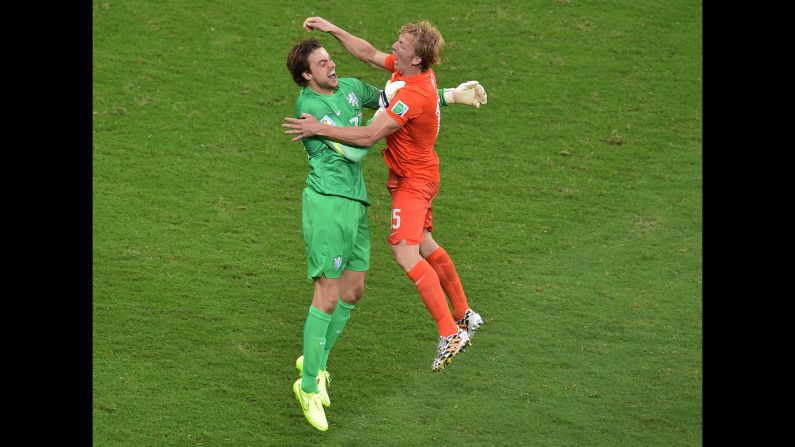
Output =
[{"x1": 400, "y1": 21, "x2": 444, "y2": 71}]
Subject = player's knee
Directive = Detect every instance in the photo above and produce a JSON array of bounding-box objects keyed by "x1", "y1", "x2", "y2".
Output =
[
  {"x1": 391, "y1": 245, "x2": 420, "y2": 272},
  {"x1": 341, "y1": 284, "x2": 364, "y2": 305},
  {"x1": 419, "y1": 242, "x2": 439, "y2": 258},
  {"x1": 395, "y1": 258, "x2": 415, "y2": 272},
  {"x1": 313, "y1": 276, "x2": 341, "y2": 313},
  {"x1": 315, "y1": 297, "x2": 338, "y2": 314},
  {"x1": 389, "y1": 247, "x2": 406, "y2": 267},
  {"x1": 419, "y1": 234, "x2": 439, "y2": 258}
]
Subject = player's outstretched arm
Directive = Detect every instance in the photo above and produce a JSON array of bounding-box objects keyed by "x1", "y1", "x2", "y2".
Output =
[{"x1": 303, "y1": 17, "x2": 390, "y2": 71}]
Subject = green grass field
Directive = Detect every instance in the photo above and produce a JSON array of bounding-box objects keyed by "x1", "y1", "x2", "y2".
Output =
[{"x1": 93, "y1": 1, "x2": 702, "y2": 445}]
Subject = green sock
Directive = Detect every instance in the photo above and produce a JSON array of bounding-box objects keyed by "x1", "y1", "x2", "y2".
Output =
[
  {"x1": 319, "y1": 299, "x2": 355, "y2": 371},
  {"x1": 301, "y1": 305, "x2": 331, "y2": 394}
]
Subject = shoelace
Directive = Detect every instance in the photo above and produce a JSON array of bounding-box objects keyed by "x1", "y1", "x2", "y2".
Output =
[
  {"x1": 445, "y1": 340, "x2": 462, "y2": 353},
  {"x1": 437, "y1": 333, "x2": 463, "y2": 355}
]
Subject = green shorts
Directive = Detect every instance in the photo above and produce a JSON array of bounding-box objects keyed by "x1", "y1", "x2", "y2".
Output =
[{"x1": 302, "y1": 187, "x2": 370, "y2": 280}]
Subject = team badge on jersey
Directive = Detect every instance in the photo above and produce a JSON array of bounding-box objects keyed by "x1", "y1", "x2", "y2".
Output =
[
  {"x1": 391, "y1": 100, "x2": 409, "y2": 117},
  {"x1": 333, "y1": 256, "x2": 343, "y2": 271},
  {"x1": 320, "y1": 115, "x2": 337, "y2": 126},
  {"x1": 347, "y1": 92, "x2": 359, "y2": 108}
]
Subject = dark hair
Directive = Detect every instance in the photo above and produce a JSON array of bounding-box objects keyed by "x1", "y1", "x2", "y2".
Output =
[{"x1": 287, "y1": 38, "x2": 323, "y2": 87}]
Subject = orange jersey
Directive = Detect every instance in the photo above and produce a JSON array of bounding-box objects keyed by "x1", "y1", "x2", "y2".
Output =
[{"x1": 383, "y1": 54, "x2": 441, "y2": 186}]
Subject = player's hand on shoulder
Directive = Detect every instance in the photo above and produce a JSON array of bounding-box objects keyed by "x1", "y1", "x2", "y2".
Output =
[
  {"x1": 375, "y1": 80, "x2": 406, "y2": 120},
  {"x1": 384, "y1": 80, "x2": 406, "y2": 103},
  {"x1": 378, "y1": 80, "x2": 406, "y2": 109}
]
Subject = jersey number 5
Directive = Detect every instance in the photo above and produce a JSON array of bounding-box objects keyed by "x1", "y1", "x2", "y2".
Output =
[{"x1": 391, "y1": 208, "x2": 401, "y2": 229}]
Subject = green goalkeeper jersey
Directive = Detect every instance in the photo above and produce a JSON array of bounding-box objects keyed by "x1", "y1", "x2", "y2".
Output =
[{"x1": 295, "y1": 78, "x2": 381, "y2": 206}]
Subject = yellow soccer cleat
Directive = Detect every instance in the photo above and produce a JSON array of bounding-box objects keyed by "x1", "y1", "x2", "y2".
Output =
[
  {"x1": 315, "y1": 370, "x2": 331, "y2": 407},
  {"x1": 296, "y1": 355, "x2": 331, "y2": 407},
  {"x1": 292, "y1": 379, "x2": 328, "y2": 431}
]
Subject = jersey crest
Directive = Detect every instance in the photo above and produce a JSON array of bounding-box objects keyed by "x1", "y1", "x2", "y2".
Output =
[{"x1": 346, "y1": 92, "x2": 359, "y2": 108}]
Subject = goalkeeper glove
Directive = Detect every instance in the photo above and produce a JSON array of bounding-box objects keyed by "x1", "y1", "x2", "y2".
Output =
[
  {"x1": 443, "y1": 81, "x2": 488, "y2": 108},
  {"x1": 373, "y1": 80, "x2": 406, "y2": 120}
]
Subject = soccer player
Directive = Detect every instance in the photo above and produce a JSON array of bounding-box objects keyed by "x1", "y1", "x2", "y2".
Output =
[
  {"x1": 285, "y1": 37, "x2": 486, "y2": 431},
  {"x1": 284, "y1": 17, "x2": 487, "y2": 375}
]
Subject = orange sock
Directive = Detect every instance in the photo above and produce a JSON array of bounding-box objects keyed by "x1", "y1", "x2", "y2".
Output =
[
  {"x1": 426, "y1": 247, "x2": 469, "y2": 320},
  {"x1": 407, "y1": 260, "x2": 458, "y2": 337}
]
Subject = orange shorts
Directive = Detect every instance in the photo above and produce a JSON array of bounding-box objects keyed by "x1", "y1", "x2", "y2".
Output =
[{"x1": 387, "y1": 180, "x2": 439, "y2": 245}]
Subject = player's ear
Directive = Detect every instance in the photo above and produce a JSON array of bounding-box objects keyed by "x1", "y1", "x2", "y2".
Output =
[
  {"x1": 411, "y1": 55, "x2": 422, "y2": 68},
  {"x1": 302, "y1": 71, "x2": 312, "y2": 82}
]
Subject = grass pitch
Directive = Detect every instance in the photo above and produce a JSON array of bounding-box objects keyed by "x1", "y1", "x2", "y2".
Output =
[{"x1": 93, "y1": 1, "x2": 702, "y2": 445}]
